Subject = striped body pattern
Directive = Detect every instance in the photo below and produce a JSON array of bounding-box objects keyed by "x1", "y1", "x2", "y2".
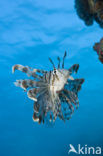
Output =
[{"x1": 12, "y1": 52, "x2": 84, "y2": 124}]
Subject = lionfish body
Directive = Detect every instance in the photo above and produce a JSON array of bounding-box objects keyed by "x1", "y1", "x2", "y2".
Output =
[{"x1": 12, "y1": 52, "x2": 84, "y2": 124}]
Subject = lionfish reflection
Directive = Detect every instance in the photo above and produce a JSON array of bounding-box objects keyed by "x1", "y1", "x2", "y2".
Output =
[{"x1": 12, "y1": 52, "x2": 84, "y2": 124}]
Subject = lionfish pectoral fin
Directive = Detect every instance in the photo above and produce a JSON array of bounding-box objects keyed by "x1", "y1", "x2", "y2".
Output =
[
  {"x1": 27, "y1": 88, "x2": 37, "y2": 102},
  {"x1": 12, "y1": 64, "x2": 43, "y2": 80},
  {"x1": 59, "y1": 92, "x2": 74, "y2": 118},
  {"x1": 62, "y1": 89, "x2": 79, "y2": 108},
  {"x1": 68, "y1": 75, "x2": 74, "y2": 80},
  {"x1": 12, "y1": 64, "x2": 29, "y2": 74},
  {"x1": 66, "y1": 78, "x2": 84, "y2": 95},
  {"x1": 12, "y1": 64, "x2": 20, "y2": 73},
  {"x1": 74, "y1": 78, "x2": 84, "y2": 92},
  {"x1": 14, "y1": 79, "x2": 43, "y2": 90},
  {"x1": 32, "y1": 112, "x2": 39, "y2": 122},
  {"x1": 14, "y1": 80, "x2": 26, "y2": 90}
]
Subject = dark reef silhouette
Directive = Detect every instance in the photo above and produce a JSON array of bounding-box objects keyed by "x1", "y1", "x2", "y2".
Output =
[
  {"x1": 75, "y1": 0, "x2": 103, "y2": 28},
  {"x1": 93, "y1": 38, "x2": 103, "y2": 63}
]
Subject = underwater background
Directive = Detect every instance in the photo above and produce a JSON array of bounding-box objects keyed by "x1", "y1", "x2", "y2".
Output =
[{"x1": 0, "y1": 0, "x2": 103, "y2": 156}]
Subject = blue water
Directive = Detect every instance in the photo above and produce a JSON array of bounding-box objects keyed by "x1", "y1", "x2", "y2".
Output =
[{"x1": 0, "y1": 0, "x2": 103, "y2": 156}]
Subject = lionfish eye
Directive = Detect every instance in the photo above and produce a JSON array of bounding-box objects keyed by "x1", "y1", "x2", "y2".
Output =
[{"x1": 53, "y1": 69, "x2": 56, "y2": 74}]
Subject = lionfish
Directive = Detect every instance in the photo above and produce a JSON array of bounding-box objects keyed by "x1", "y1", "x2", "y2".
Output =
[{"x1": 12, "y1": 52, "x2": 84, "y2": 124}]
